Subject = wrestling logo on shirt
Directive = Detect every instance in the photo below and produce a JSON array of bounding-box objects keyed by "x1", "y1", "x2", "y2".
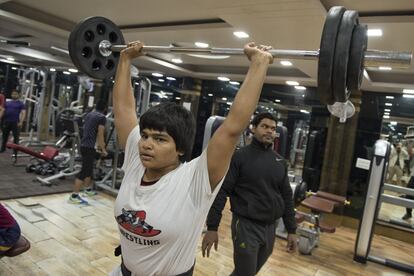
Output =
[{"x1": 116, "y1": 208, "x2": 161, "y2": 237}]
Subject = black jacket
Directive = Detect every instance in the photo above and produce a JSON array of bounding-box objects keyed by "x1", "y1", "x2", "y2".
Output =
[{"x1": 207, "y1": 137, "x2": 297, "y2": 233}]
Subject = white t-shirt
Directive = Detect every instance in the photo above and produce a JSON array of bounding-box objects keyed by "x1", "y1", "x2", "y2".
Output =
[{"x1": 112, "y1": 125, "x2": 226, "y2": 276}]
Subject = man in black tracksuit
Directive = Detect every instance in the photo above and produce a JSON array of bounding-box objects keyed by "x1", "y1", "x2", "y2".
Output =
[{"x1": 202, "y1": 113, "x2": 297, "y2": 276}]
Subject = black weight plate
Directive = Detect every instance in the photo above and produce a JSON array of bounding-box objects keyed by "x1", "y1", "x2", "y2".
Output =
[
  {"x1": 293, "y1": 181, "x2": 308, "y2": 206},
  {"x1": 68, "y1": 16, "x2": 124, "y2": 79},
  {"x1": 332, "y1": 10, "x2": 359, "y2": 102},
  {"x1": 317, "y1": 6, "x2": 346, "y2": 105},
  {"x1": 347, "y1": 24, "x2": 367, "y2": 91}
]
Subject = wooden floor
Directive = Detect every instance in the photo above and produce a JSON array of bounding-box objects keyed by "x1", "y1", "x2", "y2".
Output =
[{"x1": 1, "y1": 193, "x2": 413, "y2": 276}]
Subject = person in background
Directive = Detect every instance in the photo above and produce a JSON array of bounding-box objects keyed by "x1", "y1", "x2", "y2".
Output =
[
  {"x1": 68, "y1": 100, "x2": 107, "y2": 204},
  {"x1": 0, "y1": 90, "x2": 26, "y2": 153}
]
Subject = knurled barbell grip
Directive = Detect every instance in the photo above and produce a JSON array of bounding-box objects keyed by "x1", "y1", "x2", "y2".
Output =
[{"x1": 109, "y1": 44, "x2": 412, "y2": 67}]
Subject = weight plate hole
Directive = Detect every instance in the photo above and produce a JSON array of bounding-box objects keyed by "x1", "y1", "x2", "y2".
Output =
[
  {"x1": 84, "y1": 30, "x2": 94, "y2": 42},
  {"x1": 109, "y1": 32, "x2": 118, "y2": 43},
  {"x1": 97, "y1": 24, "x2": 106, "y2": 35},
  {"x1": 81, "y1": 47, "x2": 92, "y2": 58},
  {"x1": 92, "y1": 59, "x2": 102, "y2": 71}
]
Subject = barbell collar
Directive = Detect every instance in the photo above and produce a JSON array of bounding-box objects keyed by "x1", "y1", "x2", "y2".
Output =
[{"x1": 109, "y1": 44, "x2": 412, "y2": 68}]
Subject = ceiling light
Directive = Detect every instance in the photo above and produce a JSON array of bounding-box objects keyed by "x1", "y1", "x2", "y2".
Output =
[
  {"x1": 390, "y1": 121, "x2": 397, "y2": 125},
  {"x1": 300, "y1": 110, "x2": 309, "y2": 114},
  {"x1": 7, "y1": 57, "x2": 14, "y2": 61},
  {"x1": 233, "y1": 31, "x2": 249, "y2": 38},
  {"x1": 280, "y1": 60, "x2": 292, "y2": 66},
  {"x1": 386, "y1": 96, "x2": 394, "y2": 99},
  {"x1": 385, "y1": 103, "x2": 392, "y2": 106},
  {"x1": 208, "y1": 93, "x2": 213, "y2": 97},
  {"x1": 222, "y1": 97, "x2": 227, "y2": 101},
  {"x1": 50, "y1": 45, "x2": 69, "y2": 54},
  {"x1": 11, "y1": 67, "x2": 17, "y2": 70},
  {"x1": 187, "y1": 54, "x2": 229, "y2": 59},
  {"x1": 218, "y1": 76, "x2": 230, "y2": 82},
  {"x1": 49, "y1": 68, "x2": 56, "y2": 72},
  {"x1": 68, "y1": 68, "x2": 78, "y2": 73},
  {"x1": 158, "y1": 79, "x2": 165, "y2": 82},
  {"x1": 384, "y1": 113, "x2": 390, "y2": 117},
  {"x1": 275, "y1": 99, "x2": 281, "y2": 103},
  {"x1": 195, "y1": 42, "x2": 209, "y2": 48},
  {"x1": 25, "y1": 80, "x2": 30, "y2": 83},
  {"x1": 167, "y1": 77, "x2": 176, "y2": 81},
  {"x1": 229, "y1": 81, "x2": 240, "y2": 85},
  {"x1": 66, "y1": 86, "x2": 71, "y2": 89},
  {"x1": 379, "y1": 66, "x2": 392, "y2": 71},
  {"x1": 403, "y1": 89, "x2": 414, "y2": 94},
  {"x1": 152, "y1": 72, "x2": 163, "y2": 77},
  {"x1": 367, "y1": 29, "x2": 382, "y2": 37},
  {"x1": 227, "y1": 102, "x2": 232, "y2": 105},
  {"x1": 403, "y1": 94, "x2": 414, "y2": 98},
  {"x1": 175, "y1": 97, "x2": 181, "y2": 100},
  {"x1": 383, "y1": 115, "x2": 390, "y2": 119},
  {"x1": 286, "y1": 81, "x2": 299, "y2": 86},
  {"x1": 302, "y1": 94, "x2": 305, "y2": 97},
  {"x1": 294, "y1": 85, "x2": 306, "y2": 90},
  {"x1": 63, "y1": 71, "x2": 70, "y2": 75},
  {"x1": 384, "y1": 109, "x2": 391, "y2": 112},
  {"x1": 172, "y1": 58, "x2": 183, "y2": 64}
]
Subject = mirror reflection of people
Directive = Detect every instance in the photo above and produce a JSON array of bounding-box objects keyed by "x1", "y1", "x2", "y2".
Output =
[
  {"x1": 387, "y1": 142, "x2": 409, "y2": 186},
  {"x1": 0, "y1": 90, "x2": 26, "y2": 154},
  {"x1": 402, "y1": 148, "x2": 414, "y2": 220}
]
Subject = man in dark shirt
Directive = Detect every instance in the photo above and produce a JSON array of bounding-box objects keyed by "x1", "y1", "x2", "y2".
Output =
[
  {"x1": 202, "y1": 113, "x2": 297, "y2": 276},
  {"x1": 0, "y1": 90, "x2": 26, "y2": 153},
  {"x1": 68, "y1": 101, "x2": 107, "y2": 204}
]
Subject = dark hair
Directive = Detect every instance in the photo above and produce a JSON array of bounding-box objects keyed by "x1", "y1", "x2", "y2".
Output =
[
  {"x1": 139, "y1": 102, "x2": 196, "y2": 162},
  {"x1": 95, "y1": 100, "x2": 107, "y2": 112},
  {"x1": 251, "y1": 112, "x2": 277, "y2": 127}
]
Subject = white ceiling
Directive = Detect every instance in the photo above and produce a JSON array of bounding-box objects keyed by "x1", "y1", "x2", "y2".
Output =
[{"x1": 1, "y1": 0, "x2": 414, "y2": 93}]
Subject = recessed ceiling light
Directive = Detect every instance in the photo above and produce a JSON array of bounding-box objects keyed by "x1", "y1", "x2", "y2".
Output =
[
  {"x1": 383, "y1": 115, "x2": 390, "y2": 119},
  {"x1": 172, "y1": 58, "x2": 183, "y2": 64},
  {"x1": 379, "y1": 66, "x2": 392, "y2": 71},
  {"x1": 68, "y1": 68, "x2": 78, "y2": 73},
  {"x1": 218, "y1": 76, "x2": 230, "y2": 82},
  {"x1": 66, "y1": 86, "x2": 71, "y2": 89},
  {"x1": 280, "y1": 60, "x2": 292, "y2": 66},
  {"x1": 233, "y1": 31, "x2": 249, "y2": 38},
  {"x1": 63, "y1": 71, "x2": 70, "y2": 75},
  {"x1": 229, "y1": 81, "x2": 240, "y2": 85},
  {"x1": 386, "y1": 96, "x2": 394, "y2": 99},
  {"x1": 167, "y1": 77, "x2": 176, "y2": 81},
  {"x1": 403, "y1": 94, "x2": 414, "y2": 98},
  {"x1": 158, "y1": 79, "x2": 165, "y2": 82},
  {"x1": 390, "y1": 121, "x2": 397, "y2": 125},
  {"x1": 368, "y1": 29, "x2": 382, "y2": 37},
  {"x1": 222, "y1": 97, "x2": 227, "y2": 101},
  {"x1": 49, "y1": 68, "x2": 56, "y2": 72},
  {"x1": 11, "y1": 67, "x2": 17, "y2": 70},
  {"x1": 385, "y1": 103, "x2": 392, "y2": 106},
  {"x1": 152, "y1": 73, "x2": 163, "y2": 77},
  {"x1": 275, "y1": 99, "x2": 281, "y2": 103},
  {"x1": 7, "y1": 57, "x2": 14, "y2": 61},
  {"x1": 384, "y1": 109, "x2": 391, "y2": 112},
  {"x1": 175, "y1": 97, "x2": 181, "y2": 100},
  {"x1": 286, "y1": 81, "x2": 299, "y2": 86},
  {"x1": 294, "y1": 85, "x2": 306, "y2": 90},
  {"x1": 403, "y1": 89, "x2": 414, "y2": 94},
  {"x1": 384, "y1": 113, "x2": 390, "y2": 116},
  {"x1": 195, "y1": 42, "x2": 209, "y2": 48},
  {"x1": 208, "y1": 93, "x2": 213, "y2": 97},
  {"x1": 300, "y1": 110, "x2": 309, "y2": 114},
  {"x1": 227, "y1": 102, "x2": 232, "y2": 105}
]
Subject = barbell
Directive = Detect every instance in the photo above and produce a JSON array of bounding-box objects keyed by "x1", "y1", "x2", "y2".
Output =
[{"x1": 67, "y1": 6, "x2": 412, "y2": 105}]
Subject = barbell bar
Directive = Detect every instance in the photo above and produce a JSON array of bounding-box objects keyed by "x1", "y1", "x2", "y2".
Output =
[
  {"x1": 68, "y1": 6, "x2": 412, "y2": 106},
  {"x1": 107, "y1": 44, "x2": 411, "y2": 67}
]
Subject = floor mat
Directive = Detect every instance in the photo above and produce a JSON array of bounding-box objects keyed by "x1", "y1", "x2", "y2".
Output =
[{"x1": 0, "y1": 149, "x2": 74, "y2": 200}]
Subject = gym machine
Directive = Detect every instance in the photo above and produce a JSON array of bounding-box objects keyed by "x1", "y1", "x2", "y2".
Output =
[{"x1": 354, "y1": 140, "x2": 414, "y2": 274}]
